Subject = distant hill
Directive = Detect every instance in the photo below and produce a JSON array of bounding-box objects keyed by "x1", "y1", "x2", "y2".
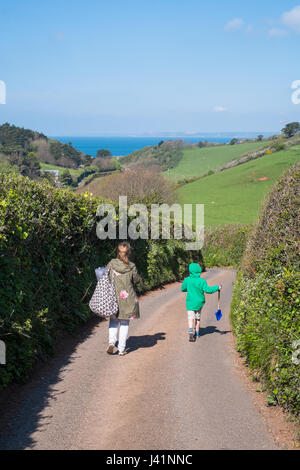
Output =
[
  {"x1": 0, "y1": 122, "x2": 47, "y2": 149},
  {"x1": 0, "y1": 123, "x2": 86, "y2": 169},
  {"x1": 121, "y1": 139, "x2": 185, "y2": 171}
]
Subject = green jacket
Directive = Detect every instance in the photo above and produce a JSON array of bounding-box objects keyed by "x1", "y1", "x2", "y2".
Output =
[
  {"x1": 181, "y1": 263, "x2": 219, "y2": 311},
  {"x1": 108, "y1": 258, "x2": 141, "y2": 320}
]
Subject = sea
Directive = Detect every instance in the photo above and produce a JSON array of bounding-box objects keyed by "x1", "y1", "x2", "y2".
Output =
[{"x1": 51, "y1": 133, "x2": 274, "y2": 157}]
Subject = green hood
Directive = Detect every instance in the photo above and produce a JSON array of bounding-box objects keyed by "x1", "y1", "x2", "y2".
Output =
[
  {"x1": 189, "y1": 263, "x2": 202, "y2": 278},
  {"x1": 181, "y1": 263, "x2": 219, "y2": 310}
]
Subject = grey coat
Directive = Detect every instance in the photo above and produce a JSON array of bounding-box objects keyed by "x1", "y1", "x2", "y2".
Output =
[{"x1": 107, "y1": 258, "x2": 141, "y2": 320}]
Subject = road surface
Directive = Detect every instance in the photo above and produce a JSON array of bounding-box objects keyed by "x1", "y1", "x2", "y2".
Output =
[{"x1": 0, "y1": 269, "x2": 278, "y2": 450}]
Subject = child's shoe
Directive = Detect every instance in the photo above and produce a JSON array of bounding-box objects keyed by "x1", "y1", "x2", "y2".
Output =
[
  {"x1": 189, "y1": 330, "x2": 196, "y2": 342},
  {"x1": 106, "y1": 344, "x2": 114, "y2": 354}
]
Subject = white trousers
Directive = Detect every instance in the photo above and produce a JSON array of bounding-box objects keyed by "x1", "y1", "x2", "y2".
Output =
[{"x1": 109, "y1": 315, "x2": 129, "y2": 353}]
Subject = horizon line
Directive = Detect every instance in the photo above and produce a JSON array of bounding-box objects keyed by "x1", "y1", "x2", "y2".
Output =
[{"x1": 50, "y1": 131, "x2": 278, "y2": 138}]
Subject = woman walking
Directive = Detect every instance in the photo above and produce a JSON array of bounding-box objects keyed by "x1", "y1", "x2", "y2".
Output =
[{"x1": 106, "y1": 242, "x2": 141, "y2": 356}]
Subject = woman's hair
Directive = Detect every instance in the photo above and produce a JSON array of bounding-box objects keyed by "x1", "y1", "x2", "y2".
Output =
[{"x1": 117, "y1": 241, "x2": 131, "y2": 265}]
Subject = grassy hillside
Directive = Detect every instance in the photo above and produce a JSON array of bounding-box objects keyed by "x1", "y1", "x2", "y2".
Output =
[
  {"x1": 177, "y1": 146, "x2": 300, "y2": 226},
  {"x1": 121, "y1": 140, "x2": 184, "y2": 171},
  {"x1": 167, "y1": 141, "x2": 270, "y2": 182},
  {"x1": 231, "y1": 162, "x2": 300, "y2": 416},
  {"x1": 40, "y1": 162, "x2": 84, "y2": 177}
]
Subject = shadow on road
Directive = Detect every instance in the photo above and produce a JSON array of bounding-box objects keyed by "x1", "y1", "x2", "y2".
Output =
[
  {"x1": 200, "y1": 326, "x2": 231, "y2": 337},
  {"x1": 126, "y1": 332, "x2": 166, "y2": 353},
  {"x1": 0, "y1": 316, "x2": 103, "y2": 450}
]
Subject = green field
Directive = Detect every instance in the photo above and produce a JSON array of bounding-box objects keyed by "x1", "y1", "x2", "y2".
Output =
[
  {"x1": 167, "y1": 141, "x2": 269, "y2": 182},
  {"x1": 40, "y1": 162, "x2": 83, "y2": 176},
  {"x1": 176, "y1": 146, "x2": 300, "y2": 226},
  {"x1": 40, "y1": 162, "x2": 84, "y2": 177}
]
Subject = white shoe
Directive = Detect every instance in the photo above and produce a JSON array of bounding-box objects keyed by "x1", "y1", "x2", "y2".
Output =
[{"x1": 119, "y1": 350, "x2": 127, "y2": 356}]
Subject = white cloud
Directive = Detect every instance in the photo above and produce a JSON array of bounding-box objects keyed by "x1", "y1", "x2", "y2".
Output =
[
  {"x1": 282, "y1": 5, "x2": 300, "y2": 33},
  {"x1": 224, "y1": 18, "x2": 244, "y2": 32},
  {"x1": 268, "y1": 28, "x2": 288, "y2": 37},
  {"x1": 213, "y1": 106, "x2": 227, "y2": 113}
]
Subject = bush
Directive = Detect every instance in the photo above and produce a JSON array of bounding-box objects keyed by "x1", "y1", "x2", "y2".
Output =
[
  {"x1": 59, "y1": 168, "x2": 73, "y2": 187},
  {"x1": 231, "y1": 270, "x2": 299, "y2": 415},
  {"x1": 0, "y1": 173, "x2": 203, "y2": 387},
  {"x1": 92, "y1": 156, "x2": 117, "y2": 172},
  {"x1": 270, "y1": 140, "x2": 286, "y2": 152},
  {"x1": 0, "y1": 160, "x2": 19, "y2": 175},
  {"x1": 92, "y1": 167, "x2": 175, "y2": 205},
  {"x1": 231, "y1": 162, "x2": 300, "y2": 416},
  {"x1": 202, "y1": 225, "x2": 251, "y2": 268}
]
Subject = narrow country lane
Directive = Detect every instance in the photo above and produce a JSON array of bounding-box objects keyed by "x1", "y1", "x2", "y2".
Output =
[{"x1": 0, "y1": 269, "x2": 278, "y2": 450}]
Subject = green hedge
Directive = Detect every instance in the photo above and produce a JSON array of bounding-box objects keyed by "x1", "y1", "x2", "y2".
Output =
[
  {"x1": 202, "y1": 225, "x2": 251, "y2": 268},
  {"x1": 231, "y1": 163, "x2": 300, "y2": 416},
  {"x1": 0, "y1": 174, "x2": 203, "y2": 387}
]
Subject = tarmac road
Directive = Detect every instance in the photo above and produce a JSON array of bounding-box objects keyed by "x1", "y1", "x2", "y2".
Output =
[{"x1": 0, "y1": 269, "x2": 278, "y2": 450}]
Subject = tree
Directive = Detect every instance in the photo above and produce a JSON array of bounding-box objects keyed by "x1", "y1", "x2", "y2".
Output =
[
  {"x1": 271, "y1": 140, "x2": 285, "y2": 152},
  {"x1": 230, "y1": 138, "x2": 238, "y2": 145},
  {"x1": 83, "y1": 154, "x2": 93, "y2": 166},
  {"x1": 59, "y1": 169, "x2": 73, "y2": 187},
  {"x1": 92, "y1": 156, "x2": 116, "y2": 172},
  {"x1": 96, "y1": 166, "x2": 175, "y2": 205},
  {"x1": 20, "y1": 151, "x2": 41, "y2": 178},
  {"x1": 96, "y1": 149, "x2": 112, "y2": 158},
  {"x1": 41, "y1": 171, "x2": 56, "y2": 186},
  {"x1": 49, "y1": 140, "x2": 82, "y2": 168},
  {"x1": 112, "y1": 158, "x2": 121, "y2": 171},
  {"x1": 257, "y1": 135, "x2": 264, "y2": 141},
  {"x1": 197, "y1": 141, "x2": 205, "y2": 148},
  {"x1": 281, "y1": 122, "x2": 300, "y2": 138}
]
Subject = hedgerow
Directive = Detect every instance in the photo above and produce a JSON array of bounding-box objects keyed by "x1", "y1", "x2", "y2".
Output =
[
  {"x1": 0, "y1": 173, "x2": 203, "y2": 387},
  {"x1": 231, "y1": 162, "x2": 300, "y2": 416},
  {"x1": 202, "y1": 224, "x2": 251, "y2": 268}
]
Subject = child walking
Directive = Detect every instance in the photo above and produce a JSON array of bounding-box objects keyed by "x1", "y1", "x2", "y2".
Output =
[
  {"x1": 181, "y1": 263, "x2": 221, "y2": 342},
  {"x1": 106, "y1": 241, "x2": 141, "y2": 355}
]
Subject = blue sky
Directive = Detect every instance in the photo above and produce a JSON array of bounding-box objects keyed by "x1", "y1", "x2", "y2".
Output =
[{"x1": 0, "y1": 0, "x2": 299, "y2": 135}]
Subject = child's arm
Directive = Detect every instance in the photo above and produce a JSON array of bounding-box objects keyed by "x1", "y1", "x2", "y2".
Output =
[
  {"x1": 202, "y1": 279, "x2": 220, "y2": 294},
  {"x1": 181, "y1": 278, "x2": 188, "y2": 292}
]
